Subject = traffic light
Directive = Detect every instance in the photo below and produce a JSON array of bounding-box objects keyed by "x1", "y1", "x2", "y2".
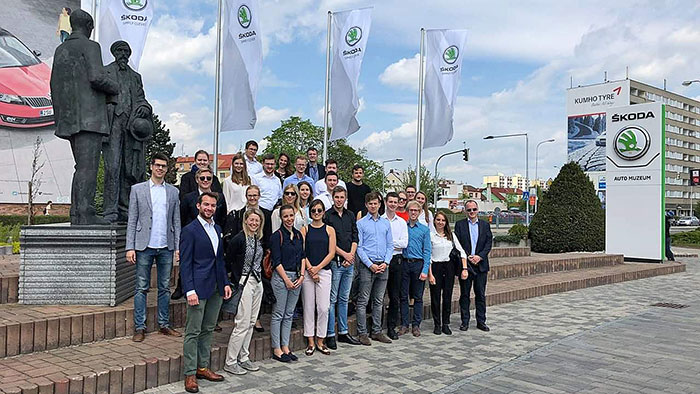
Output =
[{"x1": 462, "y1": 148, "x2": 469, "y2": 162}]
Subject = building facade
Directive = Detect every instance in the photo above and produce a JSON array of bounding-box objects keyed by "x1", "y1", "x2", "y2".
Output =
[{"x1": 175, "y1": 154, "x2": 235, "y2": 186}]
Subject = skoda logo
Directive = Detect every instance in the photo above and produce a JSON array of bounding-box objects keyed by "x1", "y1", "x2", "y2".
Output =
[
  {"x1": 613, "y1": 126, "x2": 650, "y2": 161},
  {"x1": 345, "y1": 26, "x2": 362, "y2": 46},
  {"x1": 123, "y1": 0, "x2": 147, "y2": 11},
  {"x1": 238, "y1": 5, "x2": 252, "y2": 29},
  {"x1": 443, "y1": 45, "x2": 459, "y2": 64}
]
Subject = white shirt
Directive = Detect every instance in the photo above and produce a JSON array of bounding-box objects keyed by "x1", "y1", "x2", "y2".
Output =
[
  {"x1": 147, "y1": 180, "x2": 168, "y2": 249},
  {"x1": 252, "y1": 172, "x2": 282, "y2": 211},
  {"x1": 186, "y1": 215, "x2": 220, "y2": 297},
  {"x1": 418, "y1": 211, "x2": 436, "y2": 233},
  {"x1": 314, "y1": 179, "x2": 346, "y2": 197},
  {"x1": 317, "y1": 191, "x2": 333, "y2": 211},
  {"x1": 271, "y1": 208, "x2": 306, "y2": 232},
  {"x1": 430, "y1": 231, "x2": 467, "y2": 262},
  {"x1": 222, "y1": 177, "x2": 248, "y2": 213},
  {"x1": 246, "y1": 157, "x2": 263, "y2": 176},
  {"x1": 383, "y1": 212, "x2": 409, "y2": 255}
]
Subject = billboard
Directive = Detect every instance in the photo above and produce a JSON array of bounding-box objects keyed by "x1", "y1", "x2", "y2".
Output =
[
  {"x1": 605, "y1": 102, "x2": 664, "y2": 261},
  {"x1": 0, "y1": 1, "x2": 80, "y2": 204},
  {"x1": 567, "y1": 80, "x2": 630, "y2": 172}
]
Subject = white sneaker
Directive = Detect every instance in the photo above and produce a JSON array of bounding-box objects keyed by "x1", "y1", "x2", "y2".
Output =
[
  {"x1": 223, "y1": 363, "x2": 247, "y2": 375},
  {"x1": 238, "y1": 360, "x2": 260, "y2": 372}
]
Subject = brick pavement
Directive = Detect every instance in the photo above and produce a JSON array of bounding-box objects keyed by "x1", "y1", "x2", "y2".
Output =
[{"x1": 143, "y1": 255, "x2": 700, "y2": 394}]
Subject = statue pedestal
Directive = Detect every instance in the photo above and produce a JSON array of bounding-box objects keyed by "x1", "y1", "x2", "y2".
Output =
[{"x1": 19, "y1": 224, "x2": 133, "y2": 306}]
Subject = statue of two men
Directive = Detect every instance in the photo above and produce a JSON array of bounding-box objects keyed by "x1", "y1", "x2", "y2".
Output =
[{"x1": 50, "y1": 9, "x2": 152, "y2": 225}]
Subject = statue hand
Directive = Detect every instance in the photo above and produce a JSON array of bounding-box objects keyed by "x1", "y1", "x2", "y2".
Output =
[{"x1": 134, "y1": 106, "x2": 150, "y2": 118}]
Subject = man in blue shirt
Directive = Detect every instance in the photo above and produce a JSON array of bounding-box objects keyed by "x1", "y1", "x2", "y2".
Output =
[
  {"x1": 356, "y1": 192, "x2": 394, "y2": 345},
  {"x1": 400, "y1": 200, "x2": 431, "y2": 337},
  {"x1": 283, "y1": 155, "x2": 315, "y2": 195}
]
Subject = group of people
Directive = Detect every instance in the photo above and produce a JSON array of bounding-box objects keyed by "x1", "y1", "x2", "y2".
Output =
[{"x1": 124, "y1": 142, "x2": 493, "y2": 393}]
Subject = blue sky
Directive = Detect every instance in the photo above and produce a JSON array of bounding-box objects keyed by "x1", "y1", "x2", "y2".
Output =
[{"x1": 135, "y1": 0, "x2": 700, "y2": 186}]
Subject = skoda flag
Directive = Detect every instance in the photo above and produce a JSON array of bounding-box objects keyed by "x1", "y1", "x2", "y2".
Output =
[
  {"x1": 221, "y1": 0, "x2": 263, "y2": 131},
  {"x1": 98, "y1": 0, "x2": 154, "y2": 70},
  {"x1": 422, "y1": 29, "x2": 468, "y2": 148},
  {"x1": 330, "y1": 7, "x2": 372, "y2": 141}
]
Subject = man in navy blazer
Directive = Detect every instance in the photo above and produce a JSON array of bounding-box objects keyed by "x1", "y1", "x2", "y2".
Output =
[
  {"x1": 454, "y1": 200, "x2": 493, "y2": 332},
  {"x1": 179, "y1": 192, "x2": 232, "y2": 393}
]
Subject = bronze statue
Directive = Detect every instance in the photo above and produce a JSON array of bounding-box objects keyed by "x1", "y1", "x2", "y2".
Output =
[
  {"x1": 50, "y1": 9, "x2": 119, "y2": 225},
  {"x1": 102, "y1": 40, "x2": 153, "y2": 223}
]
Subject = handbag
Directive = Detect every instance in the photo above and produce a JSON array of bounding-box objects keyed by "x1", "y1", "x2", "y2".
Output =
[
  {"x1": 262, "y1": 231, "x2": 282, "y2": 279},
  {"x1": 222, "y1": 237, "x2": 258, "y2": 316}
]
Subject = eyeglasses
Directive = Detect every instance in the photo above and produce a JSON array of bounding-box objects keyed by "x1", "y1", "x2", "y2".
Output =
[
  {"x1": 311, "y1": 208, "x2": 324, "y2": 214},
  {"x1": 198, "y1": 176, "x2": 212, "y2": 181},
  {"x1": 284, "y1": 191, "x2": 297, "y2": 196},
  {"x1": 152, "y1": 163, "x2": 167, "y2": 169},
  {"x1": 398, "y1": 198, "x2": 406, "y2": 202},
  {"x1": 466, "y1": 208, "x2": 478, "y2": 212}
]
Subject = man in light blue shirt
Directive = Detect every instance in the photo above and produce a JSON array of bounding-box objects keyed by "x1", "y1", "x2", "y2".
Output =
[
  {"x1": 252, "y1": 153, "x2": 282, "y2": 211},
  {"x1": 400, "y1": 200, "x2": 431, "y2": 337},
  {"x1": 283, "y1": 155, "x2": 315, "y2": 195},
  {"x1": 355, "y1": 192, "x2": 394, "y2": 345}
]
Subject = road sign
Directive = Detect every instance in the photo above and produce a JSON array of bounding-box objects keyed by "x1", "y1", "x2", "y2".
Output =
[
  {"x1": 529, "y1": 196, "x2": 536, "y2": 206},
  {"x1": 691, "y1": 169, "x2": 700, "y2": 186},
  {"x1": 522, "y1": 191, "x2": 529, "y2": 199},
  {"x1": 599, "y1": 176, "x2": 606, "y2": 190}
]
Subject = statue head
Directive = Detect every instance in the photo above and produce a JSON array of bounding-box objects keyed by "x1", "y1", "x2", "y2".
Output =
[
  {"x1": 110, "y1": 41, "x2": 132, "y2": 70},
  {"x1": 69, "y1": 9, "x2": 94, "y2": 37}
]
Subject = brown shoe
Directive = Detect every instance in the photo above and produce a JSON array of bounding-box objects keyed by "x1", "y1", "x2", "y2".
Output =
[
  {"x1": 196, "y1": 368, "x2": 224, "y2": 382},
  {"x1": 412, "y1": 326, "x2": 421, "y2": 337},
  {"x1": 358, "y1": 334, "x2": 371, "y2": 346},
  {"x1": 371, "y1": 332, "x2": 392, "y2": 344},
  {"x1": 397, "y1": 326, "x2": 409, "y2": 336},
  {"x1": 184, "y1": 375, "x2": 198, "y2": 393},
  {"x1": 159, "y1": 327, "x2": 182, "y2": 337},
  {"x1": 132, "y1": 329, "x2": 145, "y2": 342}
]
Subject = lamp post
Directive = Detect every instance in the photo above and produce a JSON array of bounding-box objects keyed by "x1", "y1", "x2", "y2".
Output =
[
  {"x1": 484, "y1": 133, "x2": 530, "y2": 226},
  {"x1": 433, "y1": 149, "x2": 469, "y2": 211},
  {"x1": 381, "y1": 158, "x2": 403, "y2": 193},
  {"x1": 682, "y1": 80, "x2": 700, "y2": 86},
  {"x1": 535, "y1": 138, "x2": 555, "y2": 212}
]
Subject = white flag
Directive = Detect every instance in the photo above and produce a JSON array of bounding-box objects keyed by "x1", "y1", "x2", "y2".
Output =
[
  {"x1": 330, "y1": 8, "x2": 372, "y2": 141},
  {"x1": 98, "y1": 0, "x2": 153, "y2": 70},
  {"x1": 422, "y1": 29, "x2": 467, "y2": 148},
  {"x1": 221, "y1": 0, "x2": 263, "y2": 131}
]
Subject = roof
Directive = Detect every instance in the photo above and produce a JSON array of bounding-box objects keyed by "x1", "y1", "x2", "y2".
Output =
[
  {"x1": 487, "y1": 187, "x2": 523, "y2": 201},
  {"x1": 176, "y1": 154, "x2": 236, "y2": 171}
]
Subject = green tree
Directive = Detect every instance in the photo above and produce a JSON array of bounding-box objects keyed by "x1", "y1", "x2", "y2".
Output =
[
  {"x1": 397, "y1": 165, "x2": 438, "y2": 204},
  {"x1": 95, "y1": 157, "x2": 105, "y2": 215},
  {"x1": 146, "y1": 114, "x2": 177, "y2": 184},
  {"x1": 263, "y1": 116, "x2": 383, "y2": 191},
  {"x1": 529, "y1": 162, "x2": 605, "y2": 252}
]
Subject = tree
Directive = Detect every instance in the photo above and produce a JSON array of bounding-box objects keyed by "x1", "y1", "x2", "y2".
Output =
[
  {"x1": 529, "y1": 162, "x2": 605, "y2": 252},
  {"x1": 397, "y1": 165, "x2": 438, "y2": 205},
  {"x1": 146, "y1": 114, "x2": 177, "y2": 184},
  {"x1": 263, "y1": 116, "x2": 383, "y2": 190},
  {"x1": 27, "y1": 136, "x2": 45, "y2": 225}
]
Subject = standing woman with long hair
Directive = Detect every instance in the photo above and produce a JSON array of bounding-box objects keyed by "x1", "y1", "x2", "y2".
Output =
[
  {"x1": 223, "y1": 209, "x2": 265, "y2": 375},
  {"x1": 222, "y1": 153, "x2": 251, "y2": 214},
  {"x1": 56, "y1": 7, "x2": 71, "y2": 43},
  {"x1": 428, "y1": 211, "x2": 466, "y2": 335},
  {"x1": 297, "y1": 181, "x2": 313, "y2": 225},
  {"x1": 415, "y1": 191, "x2": 435, "y2": 232},
  {"x1": 269, "y1": 205, "x2": 306, "y2": 362},
  {"x1": 301, "y1": 199, "x2": 336, "y2": 355},
  {"x1": 275, "y1": 153, "x2": 293, "y2": 183},
  {"x1": 272, "y1": 184, "x2": 305, "y2": 231}
]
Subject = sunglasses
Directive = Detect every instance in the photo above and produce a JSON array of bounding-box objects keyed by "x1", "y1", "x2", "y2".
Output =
[
  {"x1": 311, "y1": 208, "x2": 324, "y2": 214},
  {"x1": 398, "y1": 198, "x2": 406, "y2": 202},
  {"x1": 198, "y1": 176, "x2": 213, "y2": 181},
  {"x1": 466, "y1": 208, "x2": 478, "y2": 212},
  {"x1": 284, "y1": 191, "x2": 297, "y2": 196}
]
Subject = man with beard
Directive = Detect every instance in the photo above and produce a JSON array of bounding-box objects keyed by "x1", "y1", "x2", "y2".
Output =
[{"x1": 102, "y1": 40, "x2": 153, "y2": 223}]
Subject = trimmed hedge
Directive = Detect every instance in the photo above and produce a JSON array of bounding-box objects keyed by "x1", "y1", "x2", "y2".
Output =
[
  {"x1": 508, "y1": 223, "x2": 528, "y2": 239},
  {"x1": 671, "y1": 228, "x2": 700, "y2": 246},
  {"x1": 494, "y1": 234, "x2": 521, "y2": 244},
  {"x1": 529, "y1": 162, "x2": 605, "y2": 253},
  {"x1": 0, "y1": 215, "x2": 70, "y2": 226}
]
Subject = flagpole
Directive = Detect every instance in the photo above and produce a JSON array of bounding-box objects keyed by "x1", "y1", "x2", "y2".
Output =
[
  {"x1": 91, "y1": 0, "x2": 98, "y2": 40},
  {"x1": 213, "y1": 0, "x2": 223, "y2": 175},
  {"x1": 415, "y1": 28, "x2": 425, "y2": 191},
  {"x1": 323, "y1": 11, "x2": 332, "y2": 164}
]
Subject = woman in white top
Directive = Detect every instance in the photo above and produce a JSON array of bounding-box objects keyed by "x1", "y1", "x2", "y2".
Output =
[
  {"x1": 428, "y1": 211, "x2": 467, "y2": 335},
  {"x1": 297, "y1": 181, "x2": 313, "y2": 225},
  {"x1": 222, "y1": 153, "x2": 251, "y2": 213},
  {"x1": 272, "y1": 184, "x2": 306, "y2": 231},
  {"x1": 415, "y1": 191, "x2": 436, "y2": 232}
]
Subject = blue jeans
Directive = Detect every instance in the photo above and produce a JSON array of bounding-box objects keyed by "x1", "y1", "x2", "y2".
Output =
[
  {"x1": 327, "y1": 262, "x2": 354, "y2": 336},
  {"x1": 134, "y1": 247, "x2": 173, "y2": 331},
  {"x1": 60, "y1": 30, "x2": 69, "y2": 42},
  {"x1": 400, "y1": 259, "x2": 426, "y2": 328}
]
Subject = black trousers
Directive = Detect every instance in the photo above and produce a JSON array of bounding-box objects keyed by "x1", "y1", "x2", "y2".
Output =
[
  {"x1": 459, "y1": 271, "x2": 487, "y2": 326},
  {"x1": 68, "y1": 132, "x2": 103, "y2": 224},
  {"x1": 385, "y1": 255, "x2": 403, "y2": 331},
  {"x1": 429, "y1": 261, "x2": 455, "y2": 327}
]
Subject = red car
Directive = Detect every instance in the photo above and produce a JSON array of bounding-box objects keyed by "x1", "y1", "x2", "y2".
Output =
[{"x1": 0, "y1": 28, "x2": 54, "y2": 128}]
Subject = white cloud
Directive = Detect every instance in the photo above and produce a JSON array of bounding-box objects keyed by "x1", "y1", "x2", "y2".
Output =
[
  {"x1": 378, "y1": 53, "x2": 420, "y2": 90},
  {"x1": 256, "y1": 106, "x2": 291, "y2": 126}
]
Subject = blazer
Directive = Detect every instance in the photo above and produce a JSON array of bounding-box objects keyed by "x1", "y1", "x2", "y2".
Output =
[
  {"x1": 225, "y1": 232, "x2": 262, "y2": 285},
  {"x1": 179, "y1": 167, "x2": 222, "y2": 201},
  {"x1": 305, "y1": 162, "x2": 326, "y2": 181},
  {"x1": 180, "y1": 190, "x2": 227, "y2": 228},
  {"x1": 126, "y1": 180, "x2": 181, "y2": 251},
  {"x1": 179, "y1": 219, "x2": 231, "y2": 300},
  {"x1": 454, "y1": 218, "x2": 493, "y2": 273}
]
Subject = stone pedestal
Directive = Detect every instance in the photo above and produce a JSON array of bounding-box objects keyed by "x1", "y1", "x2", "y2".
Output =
[{"x1": 19, "y1": 224, "x2": 133, "y2": 306}]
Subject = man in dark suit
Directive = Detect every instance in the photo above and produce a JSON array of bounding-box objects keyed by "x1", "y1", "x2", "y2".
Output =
[
  {"x1": 304, "y1": 147, "x2": 325, "y2": 184},
  {"x1": 180, "y1": 192, "x2": 232, "y2": 393},
  {"x1": 454, "y1": 200, "x2": 493, "y2": 332},
  {"x1": 50, "y1": 9, "x2": 119, "y2": 224},
  {"x1": 179, "y1": 150, "x2": 223, "y2": 200}
]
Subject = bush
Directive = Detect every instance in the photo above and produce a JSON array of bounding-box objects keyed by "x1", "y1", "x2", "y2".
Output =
[
  {"x1": 0, "y1": 224, "x2": 20, "y2": 243},
  {"x1": 0, "y1": 215, "x2": 70, "y2": 226},
  {"x1": 494, "y1": 234, "x2": 522, "y2": 244},
  {"x1": 671, "y1": 229, "x2": 700, "y2": 246},
  {"x1": 508, "y1": 223, "x2": 528, "y2": 239},
  {"x1": 529, "y1": 162, "x2": 605, "y2": 253}
]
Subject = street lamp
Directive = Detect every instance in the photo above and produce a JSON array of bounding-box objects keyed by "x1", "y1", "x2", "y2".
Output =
[
  {"x1": 682, "y1": 80, "x2": 700, "y2": 86},
  {"x1": 484, "y1": 132, "x2": 530, "y2": 226},
  {"x1": 535, "y1": 138, "x2": 555, "y2": 212},
  {"x1": 381, "y1": 158, "x2": 403, "y2": 193}
]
